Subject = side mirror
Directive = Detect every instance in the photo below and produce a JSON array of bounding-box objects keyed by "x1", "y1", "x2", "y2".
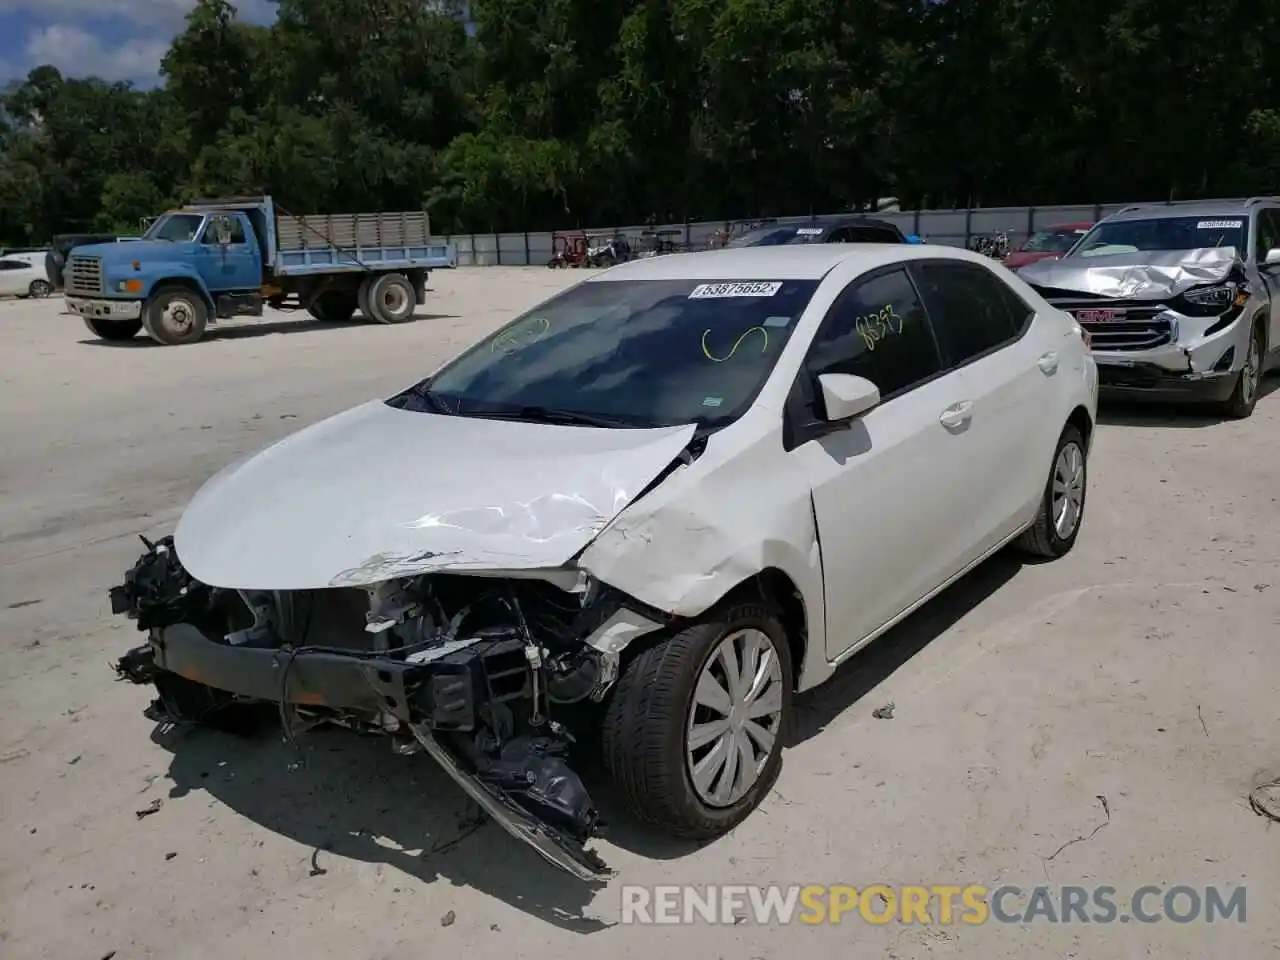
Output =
[
  {"x1": 818, "y1": 373, "x2": 880, "y2": 421},
  {"x1": 1265, "y1": 248, "x2": 1280, "y2": 266}
]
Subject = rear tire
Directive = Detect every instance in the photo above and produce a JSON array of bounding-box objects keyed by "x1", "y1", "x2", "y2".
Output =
[
  {"x1": 601, "y1": 601, "x2": 793, "y2": 839},
  {"x1": 83, "y1": 316, "x2": 142, "y2": 341},
  {"x1": 143, "y1": 287, "x2": 208, "y2": 345},
  {"x1": 28, "y1": 279, "x2": 51, "y2": 298},
  {"x1": 366, "y1": 273, "x2": 416, "y2": 324},
  {"x1": 1217, "y1": 320, "x2": 1264, "y2": 419},
  {"x1": 356, "y1": 276, "x2": 375, "y2": 321},
  {"x1": 308, "y1": 290, "x2": 357, "y2": 323},
  {"x1": 1016, "y1": 424, "x2": 1087, "y2": 559}
]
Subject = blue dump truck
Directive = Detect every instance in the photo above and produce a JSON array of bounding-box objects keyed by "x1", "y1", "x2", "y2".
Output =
[{"x1": 63, "y1": 195, "x2": 457, "y2": 345}]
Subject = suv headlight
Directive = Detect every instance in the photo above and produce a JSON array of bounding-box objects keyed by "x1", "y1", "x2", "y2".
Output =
[{"x1": 1184, "y1": 282, "x2": 1248, "y2": 309}]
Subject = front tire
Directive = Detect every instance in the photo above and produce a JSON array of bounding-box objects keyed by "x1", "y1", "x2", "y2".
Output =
[
  {"x1": 1218, "y1": 320, "x2": 1264, "y2": 419},
  {"x1": 602, "y1": 601, "x2": 792, "y2": 839},
  {"x1": 1016, "y1": 424, "x2": 1087, "y2": 559},
  {"x1": 83, "y1": 316, "x2": 142, "y2": 341},
  {"x1": 143, "y1": 287, "x2": 208, "y2": 345}
]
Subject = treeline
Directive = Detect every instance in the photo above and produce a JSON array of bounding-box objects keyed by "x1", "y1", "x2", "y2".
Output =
[{"x1": 1, "y1": 0, "x2": 1278, "y2": 245}]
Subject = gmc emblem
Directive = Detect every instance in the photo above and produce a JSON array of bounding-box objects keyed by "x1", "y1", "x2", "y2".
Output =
[{"x1": 1075, "y1": 307, "x2": 1126, "y2": 323}]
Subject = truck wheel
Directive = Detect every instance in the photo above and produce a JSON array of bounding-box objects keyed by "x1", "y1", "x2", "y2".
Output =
[
  {"x1": 356, "y1": 276, "x2": 375, "y2": 320},
  {"x1": 83, "y1": 316, "x2": 142, "y2": 341},
  {"x1": 143, "y1": 287, "x2": 208, "y2": 345},
  {"x1": 601, "y1": 600, "x2": 793, "y2": 839},
  {"x1": 367, "y1": 273, "x2": 416, "y2": 324},
  {"x1": 308, "y1": 290, "x2": 357, "y2": 323}
]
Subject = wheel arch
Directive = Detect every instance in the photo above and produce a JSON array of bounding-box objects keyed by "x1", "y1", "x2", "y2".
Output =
[
  {"x1": 615, "y1": 567, "x2": 809, "y2": 691},
  {"x1": 1066, "y1": 404, "x2": 1094, "y2": 453},
  {"x1": 151, "y1": 275, "x2": 213, "y2": 310}
]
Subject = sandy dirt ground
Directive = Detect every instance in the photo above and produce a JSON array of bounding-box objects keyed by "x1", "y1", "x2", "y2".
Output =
[{"x1": 1, "y1": 267, "x2": 1278, "y2": 959}]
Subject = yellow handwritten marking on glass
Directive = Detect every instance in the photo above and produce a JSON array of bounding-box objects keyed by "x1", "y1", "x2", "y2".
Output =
[
  {"x1": 492, "y1": 316, "x2": 551, "y2": 352},
  {"x1": 855, "y1": 304, "x2": 903, "y2": 351},
  {"x1": 701, "y1": 326, "x2": 768, "y2": 362}
]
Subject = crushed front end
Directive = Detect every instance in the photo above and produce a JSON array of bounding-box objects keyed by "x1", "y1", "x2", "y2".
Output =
[
  {"x1": 109, "y1": 535, "x2": 661, "y2": 881},
  {"x1": 1023, "y1": 248, "x2": 1257, "y2": 403}
]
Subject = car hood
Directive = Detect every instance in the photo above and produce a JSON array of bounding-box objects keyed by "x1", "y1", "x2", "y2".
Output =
[
  {"x1": 173, "y1": 400, "x2": 697, "y2": 590},
  {"x1": 1018, "y1": 246, "x2": 1241, "y2": 299}
]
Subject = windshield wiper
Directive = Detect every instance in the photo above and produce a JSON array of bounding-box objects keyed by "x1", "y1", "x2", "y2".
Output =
[{"x1": 487, "y1": 406, "x2": 633, "y2": 428}]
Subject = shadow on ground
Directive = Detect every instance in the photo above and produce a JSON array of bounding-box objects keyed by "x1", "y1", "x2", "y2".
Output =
[
  {"x1": 1098, "y1": 371, "x2": 1279, "y2": 428},
  {"x1": 148, "y1": 552, "x2": 1026, "y2": 929},
  {"x1": 78, "y1": 310, "x2": 459, "y2": 347}
]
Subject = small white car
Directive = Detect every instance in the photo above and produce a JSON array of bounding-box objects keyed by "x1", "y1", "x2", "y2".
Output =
[
  {"x1": 0, "y1": 252, "x2": 52, "y2": 298},
  {"x1": 109, "y1": 244, "x2": 1097, "y2": 879}
]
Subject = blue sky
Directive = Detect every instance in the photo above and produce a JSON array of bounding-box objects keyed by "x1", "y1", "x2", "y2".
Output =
[
  {"x1": 0, "y1": 0, "x2": 277, "y2": 86},
  {"x1": 0, "y1": 1, "x2": 473, "y2": 86}
]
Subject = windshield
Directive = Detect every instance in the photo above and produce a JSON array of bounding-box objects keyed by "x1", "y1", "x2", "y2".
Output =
[
  {"x1": 397, "y1": 278, "x2": 820, "y2": 429},
  {"x1": 1020, "y1": 229, "x2": 1085, "y2": 253},
  {"x1": 1071, "y1": 216, "x2": 1247, "y2": 258},
  {"x1": 144, "y1": 213, "x2": 205, "y2": 242},
  {"x1": 726, "y1": 227, "x2": 795, "y2": 248}
]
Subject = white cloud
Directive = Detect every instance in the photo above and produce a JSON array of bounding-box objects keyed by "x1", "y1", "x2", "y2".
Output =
[
  {"x1": 0, "y1": 0, "x2": 276, "y2": 29},
  {"x1": 24, "y1": 24, "x2": 170, "y2": 83}
]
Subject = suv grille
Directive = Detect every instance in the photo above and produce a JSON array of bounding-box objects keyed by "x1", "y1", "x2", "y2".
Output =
[
  {"x1": 1050, "y1": 299, "x2": 1174, "y2": 352},
  {"x1": 65, "y1": 255, "x2": 103, "y2": 296}
]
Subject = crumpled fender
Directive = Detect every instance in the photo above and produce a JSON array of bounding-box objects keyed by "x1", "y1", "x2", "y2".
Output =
[{"x1": 576, "y1": 428, "x2": 825, "y2": 652}]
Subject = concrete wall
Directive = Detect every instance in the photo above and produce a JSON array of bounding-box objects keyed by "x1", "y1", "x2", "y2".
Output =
[{"x1": 427, "y1": 199, "x2": 1212, "y2": 266}]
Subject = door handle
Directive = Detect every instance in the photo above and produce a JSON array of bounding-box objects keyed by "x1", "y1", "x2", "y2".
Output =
[
  {"x1": 1037, "y1": 351, "x2": 1059, "y2": 374},
  {"x1": 938, "y1": 401, "x2": 973, "y2": 429}
]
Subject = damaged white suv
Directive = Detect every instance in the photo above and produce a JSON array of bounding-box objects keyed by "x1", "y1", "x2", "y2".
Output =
[
  {"x1": 1019, "y1": 198, "x2": 1280, "y2": 417},
  {"x1": 110, "y1": 244, "x2": 1097, "y2": 879}
]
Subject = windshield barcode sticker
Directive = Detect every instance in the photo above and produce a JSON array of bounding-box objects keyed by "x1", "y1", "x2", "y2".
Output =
[
  {"x1": 1197, "y1": 220, "x2": 1242, "y2": 229},
  {"x1": 689, "y1": 281, "x2": 782, "y2": 299}
]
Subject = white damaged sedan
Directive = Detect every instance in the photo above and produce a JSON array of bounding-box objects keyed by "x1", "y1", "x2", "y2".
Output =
[{"x1": 110, "y1": 244, "x2": 1097, "y2": 879}]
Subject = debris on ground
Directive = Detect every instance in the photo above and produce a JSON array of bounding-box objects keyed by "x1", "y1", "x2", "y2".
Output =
[
  {"x1": 164, "y1": 852, "x2": 177, "y2": 861},
  {"x1": 135, "y1": 798, "x2": 163, "y2": 819},
  {"x1": 441, "y1": 910, "x2": 456, "y2": 927},
  {"x1": 872, "y1": 702, "x2": 895, "y2": 720},
  {"x1": 1249, "y1": 780, "x2": 1280, "y2": 823}
]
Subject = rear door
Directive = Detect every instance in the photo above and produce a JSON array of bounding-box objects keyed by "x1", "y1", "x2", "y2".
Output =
[
  {"x1": 910, "y1": 259, "x2": 1054, "y2": 552},
  {"x1": 0, "y1": 259, "x2": 31, "y2": 295}
]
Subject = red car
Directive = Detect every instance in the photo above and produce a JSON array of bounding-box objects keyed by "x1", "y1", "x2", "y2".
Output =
[{"x1": 1002, "y1": 222, "x2": 1093, "y2": 269}]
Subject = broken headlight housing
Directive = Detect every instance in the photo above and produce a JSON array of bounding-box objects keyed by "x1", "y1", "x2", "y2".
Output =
[{"x1": 1180, "y1": 281, "x2": 1249, "y2": 315}]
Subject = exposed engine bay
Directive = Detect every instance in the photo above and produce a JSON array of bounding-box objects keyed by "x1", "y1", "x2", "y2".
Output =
[{"x1": 110, "y1": 534, "x2": 667, "y2": 880}]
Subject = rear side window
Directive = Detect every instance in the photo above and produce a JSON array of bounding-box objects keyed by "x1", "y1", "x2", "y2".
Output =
[
  {"x1": 804, "y1": 267, "x2": 942, "y2": 401},
  {"x1": 913, "y1": 262, "x2": 1029, "y2": 365}
]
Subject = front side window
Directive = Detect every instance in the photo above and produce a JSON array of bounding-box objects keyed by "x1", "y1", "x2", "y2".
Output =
[
  {"x1": 1254, "y1": 210, "x2": 1280, "y2": 263},
  {"x1": 1071, "y1": 216, "x2": 1247, "y2": 258},
  {"x1": 803, "y1": 267, "x2": 941, "y2": 401},
  {"x1": 201, "y1": 217, "x2": 246, "y2": 245},
  {"x1": 394, "y1": 278, "x2": 821, "y2": 429},
  {"x1": 144, "y1": 214, "x2": 204, "y2": 243},
  {"x1": 913, "y1": 261, "x2": 1027, "y2": 365}
]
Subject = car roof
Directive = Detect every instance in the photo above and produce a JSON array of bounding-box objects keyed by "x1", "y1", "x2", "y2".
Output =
[
  {"x1": 1104, "y1": 201, "x2": 1250, "y2": 222},
  {"x1": 1044, "y1": 222, "x2": 1093, "y2": 231},
  {"x1": 588, "y1": 244, "x2": 993, "y2": 282}
]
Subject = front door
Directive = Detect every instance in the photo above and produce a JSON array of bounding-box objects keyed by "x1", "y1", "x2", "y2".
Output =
[
  {"x1": 1252, "y1": 208, "x2": 1280, "y2": 360},
  {"x1": 193, "y1": 214, "x2": 261, "y2": 294},
  {"x1": 783, "y1": 265, "x2": 981, "y2": 659}
]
